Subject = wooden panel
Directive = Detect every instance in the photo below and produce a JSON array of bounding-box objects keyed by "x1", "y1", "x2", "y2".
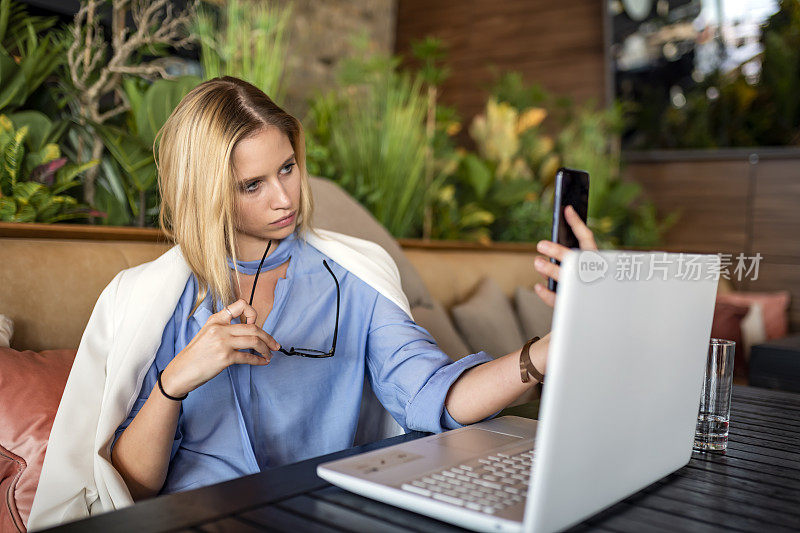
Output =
[
  {"x1": 0, "y1": 221, "x2": 166, "y2": 241},
  {"x1": 395, "y1": 0, "x2": 606, "y2": 127},
  {"x1": 0, "y1": 221, "x2": 544, "y2": 252},
  {"x1": 624, "y1": 160, "x2": 750, "y2": 254},
  {"x1": 752, "y1": 159, "x2": 800, "y2": 260}
]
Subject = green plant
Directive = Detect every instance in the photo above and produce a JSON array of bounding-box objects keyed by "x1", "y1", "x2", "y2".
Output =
[
  {"x1": 0, "y1": 0, "x2": 65, "y2": 116},
  {"x1": 194, "y1": 0, "x2": 292, "y2": 104},
  {"x1": 0, "y1": 0, "x2": 58, "y2": 51},
  {"x1": 751, "y1": 0, "x2": 800, "y2": 145},
  {"x1": 93, "y1": 75, "x2": 200, "y2": 227},
  {"x1": 410, "y1": 36, "x2": 451, "y2": 239},
  {"x1": 466, "y1": 72, "x2": 676, "y2": 248},
  {"x1": 428, "y1": 150, "x2": 499, "y2": 242},
  {"x1": 429, "y1": 101, "x2": 551, "y2": 243},
  {"x1": 306, "y1": 35, "x2": 428, "y2": 238},
  {"x1": 624, "y1": 0, "x2": 800, "y2": 148},
  {"x1": 59, "y1": 0, "x2": 195, "y2": 212},
  {"x1": 0, "y1": 114, "x2": 98, "y2": 222},
  {"x1": 554, "y1": 100, "x2": 677, "y2": 248},
  {"x1": 429, "y1": 93, "x2": 557, "y2": 243}
]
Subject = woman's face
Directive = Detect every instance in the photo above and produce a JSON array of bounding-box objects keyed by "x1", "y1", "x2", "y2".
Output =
[{"x1": 231, "y1": 126, "x2": 301, "y2": 259}]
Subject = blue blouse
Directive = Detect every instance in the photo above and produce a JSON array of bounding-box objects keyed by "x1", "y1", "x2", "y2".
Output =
[{"x1": 111, "y1": 231, "x2": 494, "y2": 495}]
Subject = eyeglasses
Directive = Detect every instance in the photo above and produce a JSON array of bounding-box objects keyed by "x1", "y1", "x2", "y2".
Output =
[{"x1": 246, "y1": 240, "x2": 339, "y2": 358}]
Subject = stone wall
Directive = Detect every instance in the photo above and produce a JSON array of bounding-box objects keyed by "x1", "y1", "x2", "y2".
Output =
[{"x1": 282, "y1": 0, "x2": 397, "y2": 118}]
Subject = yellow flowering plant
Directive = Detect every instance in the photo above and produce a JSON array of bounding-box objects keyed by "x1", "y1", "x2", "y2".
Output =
[{"x1": 0, "y1": 114, "x2": 99, "y2": 222}]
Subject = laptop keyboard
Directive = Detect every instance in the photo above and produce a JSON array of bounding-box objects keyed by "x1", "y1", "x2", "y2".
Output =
[{"x1": 400, "y1": 448, "x2": 533, "y2": 515}]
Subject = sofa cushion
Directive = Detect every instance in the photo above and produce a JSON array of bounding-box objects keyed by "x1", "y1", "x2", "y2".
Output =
[
  {"x1": 711, "y1": 302, "x2": 750, "y2": 379},
  {"x1": 740, "y1": 302, "x2": 767, "y2": 362},
  {"x1": 514, "y1": 287, "x2": 553, "y2": 339},
  {"x1": 451, "y1": 277, "x2": 526, "y2": 358},
  {"x1": 0, "y1": 348, "x2": 76, "y2": 532},
  {"x1": 0, "y1": 239, "x2": 165, "y2": 352},
  {"x1": 0, "y1": 315, "x2": 11, "y2": 348},
  {"x1": 309, "y1": 176, "x2": 433, "y2": 309},
  {"x1": 716, "y1": 291, "x2": 790, "y2": 340},
  {"x1": 412, "y1": 301, "x2": 471, "y2": 361}
]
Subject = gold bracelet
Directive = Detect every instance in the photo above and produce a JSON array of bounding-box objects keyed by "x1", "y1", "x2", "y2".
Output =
[{"x1": 519, "y1": 336, "x2": 544, "y2": 384}]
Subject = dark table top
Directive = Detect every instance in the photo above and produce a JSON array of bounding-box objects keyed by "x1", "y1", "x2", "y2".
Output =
[{"x1": 44, "y1": 385, "x2": 800, "y2": 533}]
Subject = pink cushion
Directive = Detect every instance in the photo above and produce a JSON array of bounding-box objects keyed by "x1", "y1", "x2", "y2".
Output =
[
  {"x1": 716, "y1": 291, "x2": 791, "y2": 340},
  {"x1": 711, "y1": 302, "x2": 750, "y2": 379},
  {"x1": 0, "y1": 348, "x2": 76, "y2": 533}
]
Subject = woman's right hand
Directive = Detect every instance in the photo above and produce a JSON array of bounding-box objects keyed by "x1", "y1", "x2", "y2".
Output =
[{"x1": 159, "y1": 299, "x2": 280, "y2": 398}]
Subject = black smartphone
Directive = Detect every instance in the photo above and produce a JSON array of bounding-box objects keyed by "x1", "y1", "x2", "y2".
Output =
[{"x1": 547, "y1": 168, "x2": 590, "y2": 292}]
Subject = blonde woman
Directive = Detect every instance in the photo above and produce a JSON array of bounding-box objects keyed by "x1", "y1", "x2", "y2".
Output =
[{"x1": 28, "y1": 76, "x2": 596, "y2": 529}]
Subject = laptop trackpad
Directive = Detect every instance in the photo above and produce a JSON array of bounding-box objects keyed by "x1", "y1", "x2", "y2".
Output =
[{"x1": 433, "y1": 428, "x2": 523, "y2": 453}]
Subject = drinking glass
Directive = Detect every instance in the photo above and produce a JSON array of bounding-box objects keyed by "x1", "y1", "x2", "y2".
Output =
[{"x1": 694, "y1": 338, "x2": 736, "y2": 453}]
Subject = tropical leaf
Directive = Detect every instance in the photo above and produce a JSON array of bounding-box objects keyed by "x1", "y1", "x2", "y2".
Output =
[
  {"x1": 460, "y1": 152, "x2": 493, "y2": 199},
  {"x1": 53, "y1": 159, "x2": 98, "y2": 192},
  {"x1": 134, "y1": 75, "x2": 200, "y2": 148},
  {"x1": 489, "y1": 178, "x2": 537, "y2": 207},
  {"x1": 15, "y1": 27, "x2": 64, "y2": 96},
  {"x1": 30, "y1": 156, "x2": 65, "y2": 186},
  {"x1": 97, "y1": 154, "x2": 135, "y2": 224},
  {"x1": 11, "y1": 179, "x2": 41, "y2": 203},
  {"x1": 0, "y1": 47, "x2": 27, "y2": 111},
  {"x1": 92, "y1": 122, "x2": 156, "y2": 191},
  {"x1": 0, "y1": 0, "x2": 58, "y2": 50},
  {"x1": 8, "y1": 109, "x2": 53, "y2": 151},
  {"x1": 94, "y1": 178, "x2": 131, "y2": 226},
  {"x1": 3, "y1": 124, "x2": 25, "y2": 184},
  {"x1": 0, "y1": 111, "x2": 92, "y2": 223},
  {"x1": 0, "y1": 195, "x2": 15, "y2": 220},
  {"x1": 458, "y1": 204, "x2": 495, "y2": 229},
  {"x1": 13, "y1": 202, "x2": 34, "y2": 221},
  {"x1": 24, "y1": 142, "x2": 59, "y2": 175}
]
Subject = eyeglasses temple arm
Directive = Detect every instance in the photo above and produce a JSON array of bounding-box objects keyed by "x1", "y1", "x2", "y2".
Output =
[
  {"x1": 323, "y1": 259, "x2": 339, "y2": 354},
  {"x1": 245, "y1": 239, "x2": 272, "y2": 356}
]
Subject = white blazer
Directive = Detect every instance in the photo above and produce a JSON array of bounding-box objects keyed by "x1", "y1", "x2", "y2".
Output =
[{"x1": 27, "y1": 229, "x2": 409, "y2": 531}]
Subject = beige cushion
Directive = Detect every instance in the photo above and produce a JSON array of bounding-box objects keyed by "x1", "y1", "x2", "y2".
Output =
[
  {"x1": 309, "y1": 176, "x2": 432, "y2": 308},
  {"x1": 740, "y1": 302, "x2": 767, "y2": 362},
  {"x1": 451, "y1": 277, "x2": 526, "y2": 358},
  {"x1": 514, "y1": 286, "x2": 553, "y2": 339},
  {"x1": 0, "y1": 239, "x2": 171, "y2": 351},
  {"x1": 412, "y1": 301, "x2": 471, "y2": 361},
  {"x1": 0, "y1": 315, "x2": 11, "y2": 348},
  {"x1": 402, "y1": 248, "x2": 547, "y2": 309}
]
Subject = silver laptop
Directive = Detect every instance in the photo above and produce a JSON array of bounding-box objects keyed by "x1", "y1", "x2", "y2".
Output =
[{"x1": 318, "y1": 251, "x2": 720, "y2": 533}]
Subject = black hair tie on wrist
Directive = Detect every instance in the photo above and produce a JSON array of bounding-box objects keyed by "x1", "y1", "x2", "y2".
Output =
[{"x1": 157, "y1": 369, "x2": 188, "y2": 401}]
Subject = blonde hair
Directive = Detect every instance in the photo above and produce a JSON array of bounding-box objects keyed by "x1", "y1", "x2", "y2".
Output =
[{"x1": 155, "y1": 76, "x2": 314, "y2": 316}]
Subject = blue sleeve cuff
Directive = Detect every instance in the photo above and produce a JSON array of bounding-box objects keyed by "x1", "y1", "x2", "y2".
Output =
[
  {"x1": 441, "y1": 397, "x2": 504, "y2": 430},
  {"x1": 441, "y1": 406, "x2": 464, "y2": 430},
  {"x1": 405, "y1": 350, "x2": 495, "y2": 433}
]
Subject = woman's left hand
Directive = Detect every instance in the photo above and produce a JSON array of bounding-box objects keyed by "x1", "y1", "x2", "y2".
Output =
[{"x1": 532, "y1": 205, "x2": 598, "y2": 307}]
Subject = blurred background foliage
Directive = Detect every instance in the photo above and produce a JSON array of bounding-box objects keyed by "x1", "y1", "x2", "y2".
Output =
[
  {"x1": 3, "y1": 0, "x2": 676, "y2": 248},
  {"x1": 305, "y1": 34, "x2": 428, "y2": 238},
  {"x1": 0, "y1": 0, "x2": 98, "y2": 222},
  {"x1": 193, "y1": 0, "x2": 292, "y2": 103},
  {"x1": 626, "y1": 0, "x2": 800, "y2": 149},
  {"x1": 306, "y1": 44, "x2": 676, "y2": 247}
]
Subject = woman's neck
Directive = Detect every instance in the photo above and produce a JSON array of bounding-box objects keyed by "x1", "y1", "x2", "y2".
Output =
[{"x1": 234, "y1": 236, "x2": 281, "y2": 263}]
